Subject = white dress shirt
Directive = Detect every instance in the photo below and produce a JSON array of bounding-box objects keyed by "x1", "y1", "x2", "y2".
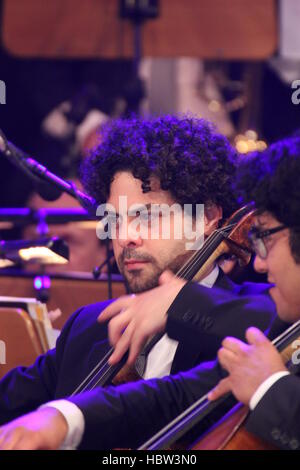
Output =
[
  {"x1": 41, "y1": 266, "x2": 219, "y2": 449},
  {"x1": 144, "y1": 265, "x2": 219, "y2": 379},
  {"x1": 249, "y1": 371, "x2": 291, "y2": 410}
]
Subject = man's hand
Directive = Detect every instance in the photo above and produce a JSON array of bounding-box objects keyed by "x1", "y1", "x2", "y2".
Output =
[
  {"x1": 0, "y1": 407, "x2": 68, "y2": 450},
  {"x1": 208, "y1": 327, "x2": 288, "y2": 405},
  {"x1": 98, "y1": 271, "x2": 186, "y2": 365}
]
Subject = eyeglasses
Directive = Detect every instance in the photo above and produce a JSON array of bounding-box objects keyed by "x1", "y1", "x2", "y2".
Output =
[{"x1": 248, "y1": 225, "x2": 287, "y2": 259}]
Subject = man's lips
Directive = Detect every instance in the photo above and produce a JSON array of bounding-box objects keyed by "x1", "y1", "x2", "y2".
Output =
[{"x1": 124, "y1": 260, "x2": 149, "y2": 270}]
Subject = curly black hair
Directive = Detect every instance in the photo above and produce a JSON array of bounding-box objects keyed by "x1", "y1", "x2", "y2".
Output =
[
  {"x1": 235, "y1": 137, "x2": 300, "y2": 262},
  {"x1": 81, "y1": 115, "x2": 238, "y2": 220}
]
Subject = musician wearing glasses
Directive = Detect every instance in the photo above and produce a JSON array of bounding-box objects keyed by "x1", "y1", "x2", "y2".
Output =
[
  {"x1": 0, "y1": 116, "x2": 276, "y2": 450},
  {"x1": 208, "y1": 137, "x2": 300, "y2": 450}
]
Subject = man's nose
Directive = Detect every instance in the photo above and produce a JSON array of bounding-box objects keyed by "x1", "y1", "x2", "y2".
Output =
[
  {"x1": 117, "y1": 219, "x2": 143, "y2": 248},
  {"x1": 253, "y1": 254, "x2": 268, "y2": 273}
]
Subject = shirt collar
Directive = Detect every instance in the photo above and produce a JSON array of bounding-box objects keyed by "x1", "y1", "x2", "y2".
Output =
[{"x1": 198, "y1": 265, "x2": 219, "y2": 288}]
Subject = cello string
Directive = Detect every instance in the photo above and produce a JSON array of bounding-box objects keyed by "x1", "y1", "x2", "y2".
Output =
[
  {"x1": 174, "y1": 222, "x2": 235, "y2": 280},
  {"x1": 178, "y1": 222, "x2": 237, "y2": 279},
  {"x1": 86, "y1": 333, "x2": 165, "y2": 392},
  {"x1": 177, "y1": 228, "x2": 230, "y2": 280},
  {"x1": 138, "y1": 394, "x2": 230, "y2": 450},
  {"x1": 71, "y1": 347, "x2": 114, "y2": 395}
]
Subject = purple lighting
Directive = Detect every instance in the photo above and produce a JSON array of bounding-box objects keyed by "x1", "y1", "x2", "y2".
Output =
[{"x1": 34, "y1": 275, "x2": 51, "y2": 290}]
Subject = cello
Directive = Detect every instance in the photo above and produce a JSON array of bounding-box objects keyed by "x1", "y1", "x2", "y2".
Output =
[
  {"x1": 138, "y1": 318, "x2": 300, "y2": 450},
  {"x1": 70, "y1": 204, "x2": 255, "y2": 393}
]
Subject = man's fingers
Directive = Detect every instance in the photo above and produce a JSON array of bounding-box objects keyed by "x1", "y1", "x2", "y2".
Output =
[
  {"x1": 98, "y1": 295, "x2": 135, "y2": 322},
  {"x1": 0, "y1": 410, "x2": 66, "y2": 451},
  {"x1": 217, "y1": 347, "x2": 237, "y2": 371},
  {"x1": 1, "y1": 436, "x2": 23, "y2": 450},
  {"x1": 245, "y1": 327, "x2": 267, "y2": 346},
  {"x1": 109, "y1": 322, "x2": 135, "y2": 365},
  {"x1": 108, "y1": 311, "x2": 132, "y2": 347},
  {"x1": 2, "y1": 432, "x2": 41, "y2": 450},
  {"x1": 14, "y1": 434, "x2": 41, "y2": 450},
  {"x1": 0, "y1": 429, "x2": 6, "y2": 446},
  {"x1": 127, "y1": 333, "x2": 148, "y2": 366},
  {"x1": 0, "y1": 428, "x2": 24, "y2": 450},
  {"x1": 208, "y1": 378, "x2": 231, "y2": 401},
  {"x1": 222, "y1": 336, "x2": 248, "y2": 355}
]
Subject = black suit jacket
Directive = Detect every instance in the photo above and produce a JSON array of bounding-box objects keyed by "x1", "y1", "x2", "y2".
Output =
[
  {"x1": 0, "y1": 273, "x2": 277, "y2": 449},
  {"x1": 246, "y1": 372, "x2": 300, "y2": 450},
  {"x1": 168, "y1": 272, "x2": 280, "y2": 372}
]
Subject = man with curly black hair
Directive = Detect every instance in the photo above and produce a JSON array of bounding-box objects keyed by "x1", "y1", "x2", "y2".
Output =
[
  {"x1": 81, "y1": 115, "x2": 238, "y2": 294},
  {"x1": 209, "y1": 137, "x2": 300, "y2": 450},
  {"x1": 0, "y1": 115, "x2": 276, "y2": 450}
]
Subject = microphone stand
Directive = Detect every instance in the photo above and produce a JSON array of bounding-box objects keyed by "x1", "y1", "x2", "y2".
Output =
[
  {"x1": 119, "y1": 0, "x2": 159, "y2": 114},
  {"x1": 106, "y1": 239, "x2": 113, "y2": 299},
  {"x1": 93, "y1": 243, "x2": 114, "y2": 299}
]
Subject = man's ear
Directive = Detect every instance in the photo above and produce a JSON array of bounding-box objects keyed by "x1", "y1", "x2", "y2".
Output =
[{"x1": 204, "y1": 204, "x2": 223, "y2": 235}]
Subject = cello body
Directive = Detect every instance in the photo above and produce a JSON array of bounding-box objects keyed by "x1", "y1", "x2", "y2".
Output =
[{"x1": 191, "y1": 402, "x2": 276, "y2": 450}]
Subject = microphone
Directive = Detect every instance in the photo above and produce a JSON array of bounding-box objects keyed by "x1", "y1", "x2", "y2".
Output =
[
  {"x1": 0, "y1": 135, "x2": 62, "y2": 201},
  {"x1": 0, "y1": 130, "x2": 97, "y2": 214}
]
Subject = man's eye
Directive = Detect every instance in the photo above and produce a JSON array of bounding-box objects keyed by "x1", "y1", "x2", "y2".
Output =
[
  {"x1": 140, "y1": 212, "x2": 160, "y2": 223},
  {"x1": 106, "y1": 215, "x2": 120, "y2": 227},
  {"x1": 140, "y1": 212, "x2": 151, "y2": 221}
]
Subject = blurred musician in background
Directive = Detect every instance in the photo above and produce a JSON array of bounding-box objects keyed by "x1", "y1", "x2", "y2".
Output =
[
  {"x1": 24, "y1": 184, "x2": 108, "y2": 274},
  {"x1": 22, "y1": 101, "x2": 110, "y2": 275}
]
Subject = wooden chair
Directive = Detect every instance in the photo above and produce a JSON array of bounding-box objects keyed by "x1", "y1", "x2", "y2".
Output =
[{"x1": 0, "y1": 307, "x2": 44, "y2": 379}]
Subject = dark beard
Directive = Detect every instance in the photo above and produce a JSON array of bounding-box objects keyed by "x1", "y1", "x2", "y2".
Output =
[
  {"x1": 120, "y1": 249, "x2": 194, "y2": 294},
  {"x1": 124, "y1": 269, "x2": 162, "y2": 294}
]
